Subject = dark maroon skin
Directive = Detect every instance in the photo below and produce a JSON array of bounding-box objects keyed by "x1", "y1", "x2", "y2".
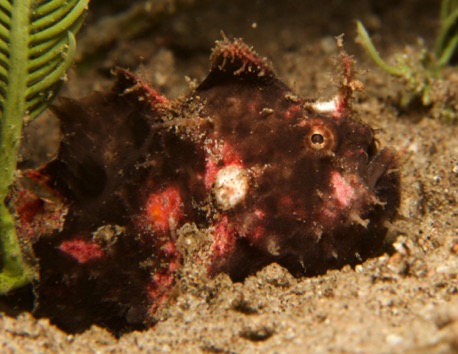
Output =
[
  {"x1": 194, "y1": 39, "x2": 400, "y2": 279},
  {"x1": 11, "y1": 37, "x2": 400, "y2": 332}
]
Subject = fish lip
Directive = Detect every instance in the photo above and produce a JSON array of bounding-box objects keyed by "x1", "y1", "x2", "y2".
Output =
[{"x1": 366, "y1": 147, "x2": 398, "y2": 190}]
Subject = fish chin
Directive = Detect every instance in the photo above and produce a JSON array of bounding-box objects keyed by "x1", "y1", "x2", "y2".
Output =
[
  {"x1": 366, "y1": 147, "x2": 398, "y2": 191},
  {"x1": 364, "y1": 147, "x2": 401, "y2": 227}
]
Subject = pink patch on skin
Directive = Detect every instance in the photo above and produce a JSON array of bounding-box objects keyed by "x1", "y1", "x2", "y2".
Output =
[
  {"x1": 283, "y1": 104, "x2": 302, "y2": 120},
  {"x1": 331, "y1": 171, "x2": 355, "y2": 207},
  {"x1": 297, "y1": 119, "x2": 307, "y2": 127},
  {"x1": 147, "y1": 272, "x2": 174, "y2": 312},
  {"x1": 249, "y1": 225, "x2": 266, "y2": 244},
  {"x1": 59, "y1": 239, "x2": 104, "y2": 263},
  {"x1": 212, "y1": 216, "x2": 237, "y2": 258},
  {"x1": 152, "y1": 272, "x2": 174, "y2": 290},
  {"x1": 334, "y1": 96, "x2": 345, "y2": 117},
  {"x1": 162, "y1": 241, "x2": 177, "y2": 256},
  {"x1": 147, "y1": 239, "x2": 182, "y2": 311},
  {"x1": 320, "y1": 205, "x2": 339, "y2": 222},
  {"x1": 222, "y1": 142, "x2": 244, "y2": 167},
  {"x1": 254, "y1": 208, "x2": 266, "y2": 219},
  {"x1": 145, "y1": 187, "x2": 183, "y2": 233},
  {"x1": 168, "y1": 261, "x2": 181, "y2": 272}
]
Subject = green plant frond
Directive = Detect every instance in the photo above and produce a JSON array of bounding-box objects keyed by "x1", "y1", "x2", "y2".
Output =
[
  {"x1": 435, "y1": 0, "x2": 458, "y2": 61},
  {"x1": 30, "y1": 0, "x2": 87, "y2": 43},
  {"x1": 439, "y1": 33, "x2": 458, "y2": 65},
  {"x1": 0, "y1": 61, "x2": 6, "y2": 79},
  {"x1": 32, "y1": 0, "x2": 79, "y2": 29},
  {"x1": 27, "y1": 51, "x2": 62, "y2": 84},
  {"x1": 355, "y1": 21, "x2": 406, "y2": 76},
  {"x1": 30, "y1": 17, "x2": 83, "y2": 55},
  {"x1": 0, "y1": 22, "x2": 9, "y2": 40},
  {"x1": 26, "y1": 32, "x2": 75, "y2": 113},
  {"x1": 0, "y1": 0, "x2": 88, "y2": 123},
  {"x1": 440, "y1": 0, "x2": 458, "y2": 23},
  {"x1": 0, "y1": 0, "x2": 89, "y2": 294},
  {"x1": 0, "y1": 12, "x2": 9, "y2": 27},
  {"x1": 27, "y1": 35, "x2": 69, "y2": 70},
  {"x1": 0, "y1": 1, "x2": 11, "y2": 12},
  {"x1": 25, "y1": 91, "x2": 56, "y2": 119},
  {"x1": 29, "y1": 34, "x2": 64, "y2": 57},
  {"x1": 34, "y1": 0, "x2": 66, "y2": 16}
]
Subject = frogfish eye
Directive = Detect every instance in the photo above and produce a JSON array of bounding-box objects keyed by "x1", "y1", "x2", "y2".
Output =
[
  {"x1": 304, "y1": 118, "x2": 338, "y2": 153},
  {"x1": 311, "y1": 133, "x2": 324, "y2": 145}
]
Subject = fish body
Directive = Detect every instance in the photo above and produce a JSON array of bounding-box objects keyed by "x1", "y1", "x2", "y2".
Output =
[{"x1": 12, "y1": 38, "x2": 400, "y2": 331}]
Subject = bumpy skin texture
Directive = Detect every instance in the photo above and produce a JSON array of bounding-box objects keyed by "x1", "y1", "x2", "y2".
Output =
[
  {"x1": 195, "y1": 39, "x2": 400, "y2": 279},
  {"x1": 11, "y1": 38, "x2": 400, "y2": 332}
]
